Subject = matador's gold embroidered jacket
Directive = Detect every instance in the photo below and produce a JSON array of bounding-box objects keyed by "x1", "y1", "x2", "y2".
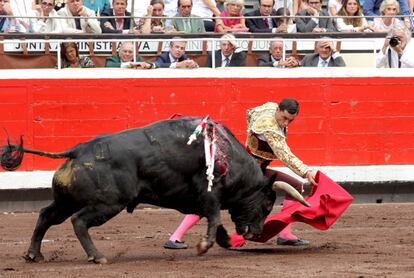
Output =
[{"x1": 246, "y1": 102, "x2": 309, "y2": 177}]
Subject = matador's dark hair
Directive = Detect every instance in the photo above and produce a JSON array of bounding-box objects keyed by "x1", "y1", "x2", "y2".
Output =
[{"x1": 279, "y1": 98, "x2": 299, "y2": 115}]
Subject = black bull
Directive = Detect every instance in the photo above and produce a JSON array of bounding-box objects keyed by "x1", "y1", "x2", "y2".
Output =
[{"x1": 1, "y1": 117, "x2": 280, "y2": 263}]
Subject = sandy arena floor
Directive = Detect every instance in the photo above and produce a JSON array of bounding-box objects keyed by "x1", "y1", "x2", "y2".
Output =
[{"x1": 0, "y1": 203, "x2": 413, "y2": 278}]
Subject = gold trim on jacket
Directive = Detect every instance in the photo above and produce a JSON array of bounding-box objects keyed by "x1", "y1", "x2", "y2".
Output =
[{"x1": 246, "y1": 102, "x2": 309, "y2": 177}]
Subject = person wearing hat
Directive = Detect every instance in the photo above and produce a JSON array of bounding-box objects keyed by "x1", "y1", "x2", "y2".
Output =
[
  {"x1": 205, "y1": 33, "x2": 246, "y2": 67},
  {"x1": 163, "y1": 98, "x2": 317, "y2": 249}
]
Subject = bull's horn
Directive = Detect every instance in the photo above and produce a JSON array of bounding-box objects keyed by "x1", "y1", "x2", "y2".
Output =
[{"x1": 272, "y1": 181, "x2": 311, "y2": 207}]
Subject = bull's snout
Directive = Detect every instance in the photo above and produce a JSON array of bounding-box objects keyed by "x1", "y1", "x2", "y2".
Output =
[
  {"x1": 236, "y1": 225, "x2": 248, "y2": 236},
  {"x1": 236, "y1": 225, "x2": 262, "y2": 240}
]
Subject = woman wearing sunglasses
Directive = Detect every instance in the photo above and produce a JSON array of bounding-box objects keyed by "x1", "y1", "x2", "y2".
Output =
[{"x1": 33, "y1": 0, "x2": 62, "y2": 33}]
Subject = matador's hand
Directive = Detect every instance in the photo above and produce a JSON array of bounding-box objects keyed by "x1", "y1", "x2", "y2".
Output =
[{"x1": 305, "y1": 170, "x2": 317, "y2": 186}]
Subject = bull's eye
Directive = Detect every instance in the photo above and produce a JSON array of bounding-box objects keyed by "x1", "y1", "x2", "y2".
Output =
[
  {"x1": 263, "y1": 199, "x2": 274, "y2": 214},
  {"x1": 266, "y1": 203, "x2": 273, "y2": 212}
]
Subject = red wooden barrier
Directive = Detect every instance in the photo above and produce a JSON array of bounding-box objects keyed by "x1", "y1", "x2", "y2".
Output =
[{"x1": 1, "y1": 76, "x2": 413, "y2": 170}]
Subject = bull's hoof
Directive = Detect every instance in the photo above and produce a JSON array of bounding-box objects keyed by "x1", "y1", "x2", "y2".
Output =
[
  {"x1": 216, "y1": 225, "x2": 232, "y2": 249},
  {"x1": 196, "y1": 239, "x2": 210, "y2": 256},
  {"x1": 23, "y1": 251, "x2": 44, "y2": 263},
  {"x1": 88, "y1": 255, "x2": 108, "y2": 264}
]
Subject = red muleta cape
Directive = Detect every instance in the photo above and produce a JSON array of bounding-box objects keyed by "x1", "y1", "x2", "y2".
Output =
[{"x1": 231, "y1": 171, "x2": 354, "y2": 247}]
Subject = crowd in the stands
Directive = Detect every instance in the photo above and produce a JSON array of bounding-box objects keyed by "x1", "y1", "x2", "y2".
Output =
[
  {"x1": 1, "y1": 0, "x2": 413, "y2": 34},
  {"x1": 1, "y1": 0, "x2": 413, "y2": 68}
]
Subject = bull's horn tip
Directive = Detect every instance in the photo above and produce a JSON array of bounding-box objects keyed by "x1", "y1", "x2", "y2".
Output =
[{"x1": 303, "y1": 201, "x2": 311, "y2": 207}]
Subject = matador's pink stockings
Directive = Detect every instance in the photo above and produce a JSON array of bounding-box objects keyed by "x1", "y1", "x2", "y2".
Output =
[
  {"x1": 169, "y1": 214, "x2": 201, "y2": 242},
  {"x1": 169, "y1": 200, "x2": 301, "y2": 242},
  {"x1": 277, "y1": 199, "x2": 300, "y2": 240}
]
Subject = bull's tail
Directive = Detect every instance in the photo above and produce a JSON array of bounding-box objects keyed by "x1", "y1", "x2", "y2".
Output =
[{"x1": 0, "y1": 135, "x2": 74, "y2": 171}]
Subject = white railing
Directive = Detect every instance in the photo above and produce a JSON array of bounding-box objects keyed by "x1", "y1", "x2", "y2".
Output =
[{"x1": 0, "y1": 36, "x2": 380, "y2": 68}]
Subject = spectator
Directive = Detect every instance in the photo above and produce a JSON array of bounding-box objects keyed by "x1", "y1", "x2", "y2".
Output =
[
  {"x1": 296, "y1": 0, "x2": 336, "y2": 32},
  {"x1": 171, "y1": 0, "x2": 206, "y2": 33},
  {"x1": 32, "y1": 0, "x2": 63, "y2": 33},
  {"x1": 192, "y1": 0, "x2": 221, "y2": 32},
  {"x1": 0, "y1": 0, "x2": 14, "y2": 32},
  {"x1": 245, "y1": 0, "x2": 289, "y2": 33},
  {"x1": 138, "y1": 0, "x2": 174, "y2": 34},
  {"x1": 58, "y1": 0, "x2": 102, "y2": 33},
  {"x1": 257, "y1": 39, "x2": 299, "y2": 67},
  {"x1": 300, "y1": 38, "x2": 346, "y2": 67},
  {"x1": 101, "y1": 0, "x2": 135, "y2": 33},
  {"x1": 59, "y1": 41, "x2": 95, "y2": 68},
  {"x1": 106, "y1": 42, "x2": 157, "y2": 68},
  {"x1": 9, "y1": 0, "x2": 36, "y2": 32},
  {"x1": 363, "y1": 0, "x2": 411, "y2": 28},
  {"x1": 156, "y1": 38, "x2": 199, "y2": 68},
  {"x1": 328, "y1": 0, "x2": 342, "y2": 16},
  {"x1": 274, "y1": 7, "x2": 296, "y2": 33},
  {"x1": 215, "y1": 0, "x2": 248, "y2": 32},
  {"x1": 376, "y1": 25, "x2": 414, "y2": 68},
  {"x1": 336, "y1": 0, "x2": 371, "y2": 32},
  {"x1": 83, "y1": 0, "x2": 110, "y2": 15},
  {"x1": 370, "y1": 0, "x2": 404, "y2": 32},
  {"x1": 134, "y1": 0, "x2": 220, "y2": 32},
  {"x1": 205, "y1": 33, "x2": 246, "y2": 67}
]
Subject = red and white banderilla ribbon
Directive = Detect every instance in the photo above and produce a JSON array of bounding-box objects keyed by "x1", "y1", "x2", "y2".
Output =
[
  {"x1": 204, "y1": 125, "x2": 216, "y2": 192},
  {"x1": 186, "y1": 116, "x2": 216, "y2": 191},
  {"x1": 187, "y1": 116, "x2": 208, "y2": 145}
]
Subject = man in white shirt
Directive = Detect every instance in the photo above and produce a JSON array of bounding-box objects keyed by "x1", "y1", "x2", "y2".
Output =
[
  {"x1": 105, "y1": 41, "x2": 156, "y2": 68},
  {"x1": 257, "y1": 40, "x2": 299, "y2": 67},
  {"x1": 205, "y1": 33, "x2": 246, "y2": 67},
  {"x1": 300, "y1": 39, "x2": 346, "y2": 67},
  {"x1": 32, "y1": 0, "x2": 63, "y2": 33},
  {"x1": 376, "y1": 25, "x2": 414, "y2": 68},
  {"x1": 58, "y1": 0, "x2": 102, "y2": 33},
  {"x1": 155, "y1": 39, "x2": 199, "y2": 68},
  {"x1": 101, "y1": 0, "x2": 136, "y2": 34}
]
